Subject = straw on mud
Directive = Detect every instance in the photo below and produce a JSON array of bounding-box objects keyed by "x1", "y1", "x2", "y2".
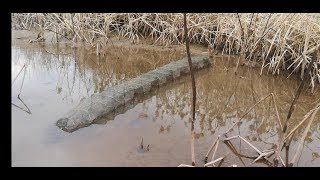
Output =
[{"x1": 289, "y1": 104, "x2": 320, "y2": 166}]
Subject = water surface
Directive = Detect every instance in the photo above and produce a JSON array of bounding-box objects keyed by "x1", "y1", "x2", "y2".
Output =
[{"x1": 12, "y1": 37, "x2": 320, "y2": 167}]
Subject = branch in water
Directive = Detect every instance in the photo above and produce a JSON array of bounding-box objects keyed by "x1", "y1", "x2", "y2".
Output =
[{"x1": 183, "y1": 13, "x2": 197, "y2": 166}]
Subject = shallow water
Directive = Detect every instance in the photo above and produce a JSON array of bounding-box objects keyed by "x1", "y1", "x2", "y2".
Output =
[{"x1": 11, "y1": 37, "x2": 320, "y2": 166}]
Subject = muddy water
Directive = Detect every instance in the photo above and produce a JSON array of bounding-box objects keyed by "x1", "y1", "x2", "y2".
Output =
[{"x1": 12, "y1": 38, "x2": 320, "y2": 166}]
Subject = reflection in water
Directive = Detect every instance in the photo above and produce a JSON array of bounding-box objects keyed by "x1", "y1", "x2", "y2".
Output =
[{"x1": 12, "y1": 39, "x2": 320, "y2": 167}]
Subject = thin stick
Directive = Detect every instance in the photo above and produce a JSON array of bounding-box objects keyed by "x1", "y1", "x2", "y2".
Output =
[
  {"x1": 19, "y1": 66, "x2": 27, "y2": 94},
  {"x1": 282, "y1": 50, "x2": 317, "y2": 133},
  {"x1": 279, "y1": 154, "x2": 286, "y2": 167},
  {"x1": 211, "y1": 136, "x2": 220, "y2": 162},
  {"x1": 271, "y1": 93, "x2": 283, "y2": 130},
  {"x1": 275, "y1": 103, "x2": 319, "y2": 166},
  {"x1": 12, "y1": 64, "x2": 32, "y2": 115},
  {"x1": 12, "y1": 64, "x2": 26, "y2": 86},
  {"x1": 17, "y1": 94, "x2": 32, "y2": 114},
  {"x1": 191, "y1": 131, "x2": 195, "y2": 166},
  {"x1": 224, "y1": 135, "x2": 262, "y2": 155},
  {"x1": 184, "y1": 13, "x2": 197, "y2": 166},
  {"x1": 141, "y1": 137, "x2": 143, "y2": 149},
  {"x1": 248, "y1": 14, "x2": 273, "y2": 55},
  {"x1": 253, "y1": 151, "x2": 274, "y2": 163},
  {"x1": 289, "y1": 104, "x2": 320, "y2": 166},
  {"x1": 238, "y1": 136, "x2": 262, "y2": 155},
  {"x1": 261, "y1": 14, "x2": 273, "y2": 39},
  {"x1": 209, "y1": 151, "x2": 232, "y2": 167},
  {"x1": 284, "y1": 103, "x2": 319, "y2": 141},
  {"x1": 224, "y1": 135, "x2": 274, "y2": 166},
  {"x1": 204, "y1": 156, "x2": 224, "y2": 167},
  {"x1": 236, "y1": 13, "x2": 245, "y2": 42},
  {"x1": 12, "y1": 103, "x2": 31, "y2": 114},
  {"x1": 178, "y1": 164, "x2": 194, "y2": 167},
  {"x1": 224, "y1": 140, "x2": 247, "y2": 166},
  {"x1": 248, "y1": 13, "x2": 254, "y2": 30},
  {"x1": 244, "y1": 13, "x2": 255, "y2": 56},
  {"x1": 225, "y1": 93, "x2": 281, "y2": 135},
  {"x1": 225, "y1": 93, "x2": 272, "y2": 134},
  {"x1": 285, "y1": 135, "x2": 293, "y2": 167},
  {"x1": 224, "y1": 135, "x2": 239, "y2": 141},
  {"x1": 204, "y1": 136, "x2": 219, "y2": 163}
]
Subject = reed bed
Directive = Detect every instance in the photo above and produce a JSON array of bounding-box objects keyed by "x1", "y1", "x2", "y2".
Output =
[{"x1": 12, "y1": 13, "x2": 320, "y2": 90}]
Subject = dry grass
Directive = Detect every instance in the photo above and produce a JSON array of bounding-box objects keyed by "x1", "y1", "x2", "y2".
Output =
[{"x1": 12, "y1": 13, "x2": 320, "y2": 90}]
